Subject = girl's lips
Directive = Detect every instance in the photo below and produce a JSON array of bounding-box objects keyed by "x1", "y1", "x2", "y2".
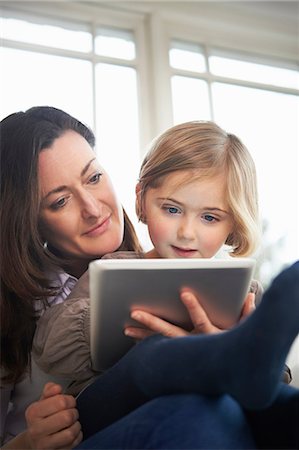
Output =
[
  {"x1": 171, "y1": 246, "x2": 198, "y2": 258},
  {"x1": 84, "y1": 216, "x2": 111, "y2": 237}
]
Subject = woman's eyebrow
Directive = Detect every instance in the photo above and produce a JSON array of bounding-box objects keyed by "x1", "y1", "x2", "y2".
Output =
[
  {"x1": 43, "y1": 158, "x2": 97, "y2": 201},
  {"x1": 81, "y1": 157, "x2": 96, "y2": 177},
  {"x1": 43, "y1": 185, "x2": 67, "y2": 201}
]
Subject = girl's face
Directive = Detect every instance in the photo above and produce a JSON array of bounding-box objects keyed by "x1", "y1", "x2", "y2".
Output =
[
  {"x1": 143, "y1": 170, "x2": 234, "y2": 259},
  {"x1": 38, "y1": 130, "x2": 124, "y2": 274}
]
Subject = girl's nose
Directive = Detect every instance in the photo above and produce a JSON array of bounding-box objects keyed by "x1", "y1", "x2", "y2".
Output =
[
  {"x1": 81, "y1": 192, "x2": 102, "y2": 220},
  {"x1": 177, "y1": 218, "x2": 196, "y2": 241}
]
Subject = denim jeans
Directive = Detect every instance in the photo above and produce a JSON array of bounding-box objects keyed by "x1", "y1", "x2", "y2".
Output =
[{"x1": 76, "y1": 393, "x2": 257, "y2": 449}]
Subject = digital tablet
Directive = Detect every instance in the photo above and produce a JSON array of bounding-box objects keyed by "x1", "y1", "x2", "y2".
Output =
[{"x1": 89, "y1": 258, "x2": 255, "y2": 371}]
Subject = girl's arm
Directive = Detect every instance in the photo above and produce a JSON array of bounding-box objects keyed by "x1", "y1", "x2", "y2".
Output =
[{"x1": 33, "y1": 296, "x2": 98, "y2": 396}]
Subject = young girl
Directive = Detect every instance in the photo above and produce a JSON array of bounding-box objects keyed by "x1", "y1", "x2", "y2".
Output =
[{"x1": 107, "y1": 120, "x2": 264, "y2": 338}]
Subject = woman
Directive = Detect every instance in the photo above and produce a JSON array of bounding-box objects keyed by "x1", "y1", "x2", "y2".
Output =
[
  {"x1": 0, "y1": 106, "x2": 140, "y2": 447},
  {"x1": 1, "y1": 107, "x2": 298, "y2": 449}
]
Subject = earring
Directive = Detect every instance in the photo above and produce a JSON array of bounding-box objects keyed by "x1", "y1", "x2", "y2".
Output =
[{"x1": 43, "y1": 241, "x2": 48, "y2": 250}]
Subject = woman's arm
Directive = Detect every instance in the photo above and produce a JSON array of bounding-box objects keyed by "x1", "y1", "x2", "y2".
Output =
[
  {"x1": 2, "y1": 383, "x2": 82, "y2": 450},
  {"x1": 2, "y1": 431, "x2": 31, "y2": 450}
]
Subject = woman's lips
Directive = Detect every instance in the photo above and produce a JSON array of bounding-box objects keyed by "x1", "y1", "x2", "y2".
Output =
[
  {"x1": 171, "y1": 245, "x2": 198, "y2": 258},
  {"x1": 83, "y1": 216, "x2": 111, "y2": 237}
]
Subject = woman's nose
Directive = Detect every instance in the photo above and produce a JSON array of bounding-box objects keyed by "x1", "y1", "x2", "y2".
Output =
[{"x1": 81, "y1": 192, "x2": 102, "y2": 220}]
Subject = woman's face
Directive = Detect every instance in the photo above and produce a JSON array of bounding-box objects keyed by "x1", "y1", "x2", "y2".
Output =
[{"x1": 38, "y1": 130, "x2": 124, "y2": 273}]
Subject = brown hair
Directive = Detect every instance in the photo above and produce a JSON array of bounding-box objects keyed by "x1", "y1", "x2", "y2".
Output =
[
  {"x1": 136, "y1": 121, "x2": 260, "y2": 257},
  {"x1": 1, "y1": 106, "x2": 141, "y2": 384}
]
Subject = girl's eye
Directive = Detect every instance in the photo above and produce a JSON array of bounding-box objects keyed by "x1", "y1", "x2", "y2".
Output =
[
  {"x1": 163, "y1": 206, "x2": 181, "y2": 215},
  {"x1": 203, "y1": 214, "x2": 217, "y2": 223},
  {"x1": 89, "y1": 172, "x2": 102, "y2": 184},
  {"x1": 50, "y1": 197, "x2": 67, "y2": 211}
]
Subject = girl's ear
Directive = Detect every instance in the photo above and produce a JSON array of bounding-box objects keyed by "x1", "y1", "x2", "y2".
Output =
[
  {"x1": 135, "y1": 182, "x2": 141, "y2": 197},
  {"x1": 135, "y1": 182, "x2": 146, "y2": 223}
]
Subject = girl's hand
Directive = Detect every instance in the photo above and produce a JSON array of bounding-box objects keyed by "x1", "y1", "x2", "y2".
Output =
[
  {"x1": 239, "y1": 292, "x2": 256, "y2": 320},
  {"x1": 25, "y1": 382, "x2": 83, "y2": 450},
  {"x1": 124, "y1": 290, "x2": 256, "y2": 340}
]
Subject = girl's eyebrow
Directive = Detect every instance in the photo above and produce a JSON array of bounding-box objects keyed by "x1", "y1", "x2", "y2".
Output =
[
  {"x1": 158, "y1": 197, "x2": 184, "y2": 207},
  {"x1": 158, "y1": 197, "x2": 229, "y2": 214},
  {"x1": 202, "y1": 207, "x2": 230, "y2": 214},
  {"x1": 43, "y1": 158, "x2": 96, "y2": 200}
]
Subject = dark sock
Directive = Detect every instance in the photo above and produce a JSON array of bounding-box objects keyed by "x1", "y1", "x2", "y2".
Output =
[{"x1": 132, "y1": 261, "x2": 299, "y2": 409}]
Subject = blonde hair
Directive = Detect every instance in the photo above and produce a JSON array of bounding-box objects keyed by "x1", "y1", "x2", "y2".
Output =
[{"x1": 136, "y1": 121, "x2": 260, "y2": 257}]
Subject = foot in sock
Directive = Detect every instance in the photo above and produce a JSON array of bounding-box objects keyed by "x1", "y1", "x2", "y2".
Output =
[
  {"x1": 130, "y1": 261, "x2": 299, "y2": 410},
  {"x1": 220, "y1": 259, "x2": 299, "y2": 409}
]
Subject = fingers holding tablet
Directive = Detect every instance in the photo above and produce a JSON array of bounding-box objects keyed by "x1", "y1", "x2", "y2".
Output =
[
  {"x1": 124, "y1": 288, "x2": 233, "y2": 339},
  {"x1": 125, "y1": 309, "x2": 190, "y2": 339}
]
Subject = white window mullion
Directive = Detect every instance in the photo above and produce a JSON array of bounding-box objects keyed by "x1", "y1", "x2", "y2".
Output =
[
  {"x1": 148, "y1": 13, "x2": 173, "y2": 136},
  {"x1": 203, "y1": 44, "x2": 215, "y2": 121}
]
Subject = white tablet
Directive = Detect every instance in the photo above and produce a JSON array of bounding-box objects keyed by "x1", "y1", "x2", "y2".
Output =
[{"x1": 89, "y1": 258, "x2": 255, "y2": 371}]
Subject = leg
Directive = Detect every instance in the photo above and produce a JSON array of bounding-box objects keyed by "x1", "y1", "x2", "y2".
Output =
[
  {"x1": 77, "y1": 261, "x2": 299, "y2": 435},
  {"x1": 130, "y1": 260, "x2": 299, "y2": 409},
  {"x1": 76, "y1": 394, "x2": 256, "y2": 449},
  {"x1": 245, "y1": 383, "x2": 299, "y2": 450}
]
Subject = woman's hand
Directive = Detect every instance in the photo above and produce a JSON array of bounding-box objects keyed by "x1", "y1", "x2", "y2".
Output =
[
  {"x1": 124, "y1": 290, "x2": 256, "y2": 340},
  {"x1": 25, "y1": 383, "x2": 82, "y2": 450}
]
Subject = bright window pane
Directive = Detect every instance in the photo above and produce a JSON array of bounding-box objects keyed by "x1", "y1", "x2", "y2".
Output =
[
  {"x1": 95, "y1": 28, "x2": 135, "y2": 60},
  {"x1": 170, "y1": 41, "x2": 206, "y2": 72},
  {"x1": 0, "y1": 47, "x2": 93, "y2": 126},
  {"x1": 210, "y1": 56, "x2": 299, "y2": 90},
  {"x1": 213, "y1": 82, "x2": 299, "y2": 282},
  {"x1": 171, "y1": 76, "x2": 211, "y2": 123},
  {"x1": 1, "y1": 17, "x2": 92, "y2": 52},
  {"x1": 95, "y1": 64, "x2": 140, "y2": 225}
]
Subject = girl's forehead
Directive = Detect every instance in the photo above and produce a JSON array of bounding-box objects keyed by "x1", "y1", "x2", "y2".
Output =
[
  {"x1": 158, "y1": 169, "x2": 225, "y2": 189},
  {"x1": 147, "y1": 170, "x2": 230, "y2": 212}
]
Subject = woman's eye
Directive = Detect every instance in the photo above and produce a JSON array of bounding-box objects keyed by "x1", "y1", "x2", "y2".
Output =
[
  {"x1": 89, "y1": 172, "x2": 102, "y2": 184},
  {"x1": 50, "y1": 197, "x2": 67, "y2": 210}
]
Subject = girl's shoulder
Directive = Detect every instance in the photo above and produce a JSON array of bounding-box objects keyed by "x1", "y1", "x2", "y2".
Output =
[{"x1": 102, "y1": 251, "x2": 145, "y2": 260}]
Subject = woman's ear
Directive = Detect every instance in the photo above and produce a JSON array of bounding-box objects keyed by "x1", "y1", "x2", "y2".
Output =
[{"x1": 135, "y1": 182, "x2": 146, "y2": 223}]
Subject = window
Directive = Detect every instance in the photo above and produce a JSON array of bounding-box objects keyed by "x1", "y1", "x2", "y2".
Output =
[
  {"x1": 0, "y1": 11, "x2": 141, "y2": 229},
  {"x1": 1, "y1": 5, "x2": 298, "y2": 281}
]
